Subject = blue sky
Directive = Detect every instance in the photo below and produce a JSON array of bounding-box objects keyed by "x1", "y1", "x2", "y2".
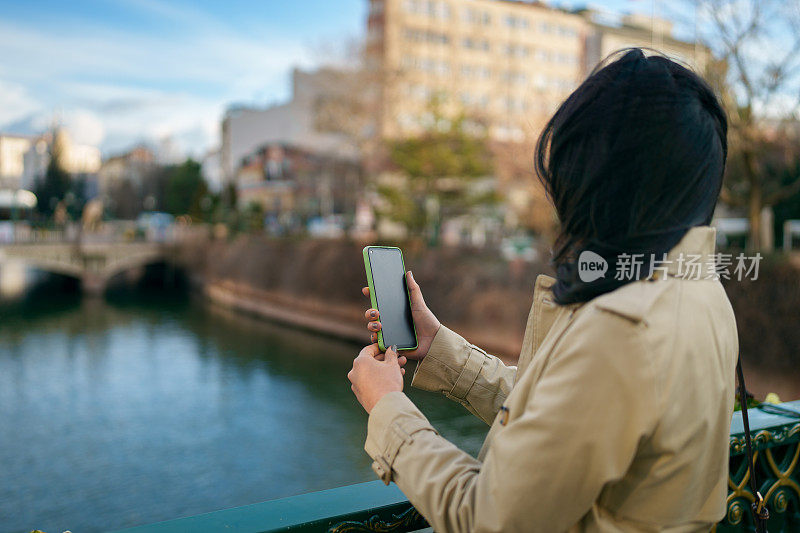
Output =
[{"x1": 0, "y1": 0, "x2": 654, "y2": 156}]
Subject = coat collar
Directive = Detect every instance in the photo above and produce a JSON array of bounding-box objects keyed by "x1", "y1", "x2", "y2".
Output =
[
  {"x1": 533, "y1": 226, "x2": 718, "y2": 290},
  {"x1": 660, "y1": 226, "x2": 717, "y2": 279},
  {"x1": 529, "y1": 226, "x2": 719, "y2": 338}
]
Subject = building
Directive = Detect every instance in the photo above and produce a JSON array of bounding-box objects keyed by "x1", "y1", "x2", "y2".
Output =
[
  {"x1": 365, "y1": 0, "x2": 712, "y2": 234},
  {"x1": 0, "y1": 128, "x2": 103, "y2": 197},
  {"x1": 236, "y1": 143, "x2": 363, "y2": 232},
  {"x1": 97, "y1": 145, "x2": 159, "y2": 218},
  {"x1": 97, "y1": 145, "x2": 156, "y2": 196},
  {"x1": 367, "y1": 0, "x2": 710, "y2": 143},
  {"x1": 19, "y1": 128, "x2": 102, "y2": 188},
  {"x1": 59, "y1": 138, "x2": 102, "y2": 176},
  {"x1": 200, "y1": 149, "x2": 223, "y2": 193},
  {"x1": 367, "y1": 0, "x2": 587, "y2": 142},
  {"x1": 221, "y1": 68, "x2": 361, "y2": 186},
  {"x1": 0, "y1": 134, "x2": 33, "y2": 190},
  {"x1": 218, "y1": 1, "x2": 712, "y2": 237},
  {"x1": 582, "y1": 10, "x2": 711, "y2": 76}
]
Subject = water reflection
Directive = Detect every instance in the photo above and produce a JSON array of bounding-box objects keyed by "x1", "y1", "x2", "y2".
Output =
[{"x1": 0, "y1": 290, "x2": 486, "y2": 533}]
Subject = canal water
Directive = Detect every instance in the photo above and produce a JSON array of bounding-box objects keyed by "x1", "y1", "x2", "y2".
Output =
[{"x1": 0, "y1": 287, "x2": 487, "y2": 533}]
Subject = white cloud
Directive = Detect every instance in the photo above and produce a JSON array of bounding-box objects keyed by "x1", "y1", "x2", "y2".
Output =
[
  {"x1": 0, "y1": 18, "x2": 308, "y2": 91},
  {"x1": 0, "y1": 4, "x2": 315, "y2": 156},
  {"x1": 0, "y1": 79, "x2": 41, "y2": 127}
]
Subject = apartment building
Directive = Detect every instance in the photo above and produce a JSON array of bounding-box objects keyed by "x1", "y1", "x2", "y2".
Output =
[
  {"x1": 221, "y1": 68, "x2": 360, "y2": 185},
  {"x1": 583, "y1": 11, "x2": 711, "y2": 75},
  {"x1": 368, "y1": 0, "x2": 586, "y2": 141},
  {"x1": 367, "y1": 0, "x2": 709, "y2": 142},
  {"x1": 0, "y1": 129, "x2": 102, "y2": 192},
  {"x1": 0, "y1": 134, "x2": 33, "y2": 190}
]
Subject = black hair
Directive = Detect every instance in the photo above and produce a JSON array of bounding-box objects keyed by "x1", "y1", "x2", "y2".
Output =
[{"x1": 535, "y1": 48, "x2": 728, "y2": 304}]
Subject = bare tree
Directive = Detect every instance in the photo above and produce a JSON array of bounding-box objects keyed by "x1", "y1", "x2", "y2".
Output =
[
  {"x1": 308, "y1": 36, "x2": 388, "y2": 172},
  {"x1": 698, "y1": 0, "x2": 800, "y2": 250}
]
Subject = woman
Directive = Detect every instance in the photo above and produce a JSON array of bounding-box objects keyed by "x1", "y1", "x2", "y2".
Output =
[{"x1": 348, "y1": 49, "x2": 736, "y2": 532}]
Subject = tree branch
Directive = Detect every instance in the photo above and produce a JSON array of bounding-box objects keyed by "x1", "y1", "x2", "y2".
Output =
[
  {"x1": 765, "y1": 174, "x2": 800, "y2": 205},
  {"x1": 720, "y1": 184, "x2": 747, "y2": 207}
]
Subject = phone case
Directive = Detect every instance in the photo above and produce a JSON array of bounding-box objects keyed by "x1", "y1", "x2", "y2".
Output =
[{"x1": 363, "y1": 246, "x2": 418, "y2": 352}]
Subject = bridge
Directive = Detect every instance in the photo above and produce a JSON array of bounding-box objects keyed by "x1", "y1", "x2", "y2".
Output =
[{"x1": 0, "y1": 224, "x2": 180, "y2": 294}]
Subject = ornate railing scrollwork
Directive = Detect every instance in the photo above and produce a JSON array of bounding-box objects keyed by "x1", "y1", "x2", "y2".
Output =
[
  {"x1": 718, "y1": 423, "x2": 800, "y2": 532},
  {"x1": 328, "y1": 506, "x2": 427, "y2": 533}
]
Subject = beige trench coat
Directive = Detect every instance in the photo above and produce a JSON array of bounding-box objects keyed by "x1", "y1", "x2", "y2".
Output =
[{"x1": 364, "y1": 226, "x2": 738, "y2": 532}]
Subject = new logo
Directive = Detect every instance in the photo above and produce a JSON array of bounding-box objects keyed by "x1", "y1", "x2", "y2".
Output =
[{"x1": 578, "y1": 251, "x2": 608, "y2": 282}]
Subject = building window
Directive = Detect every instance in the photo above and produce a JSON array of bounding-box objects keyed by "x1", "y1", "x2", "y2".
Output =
[
  {"x1": 460, "y1": 64, "x2": 492, "y2": 79},
  {"x1": 504, "y1": 97, "x2": 527, "y2": 112},
  {"x1": 406, "y1": 84, "x2": 432, "y2": 101},
  {"x1": 370, "y1": 0, "x2": 384, "y2": 15},
  {"x1": 461, "y1": 37, "x2": 490, "y2": 51},
  {"x1": 405, "y1": 27, "x2": 449, "y2": 44},
  {"x1": 554, "y1": 52, "x2": 578, "y2": 65},
  {"x1": 403, "y1": 55, "x2": 451, "y2": 75},
  {"x1": 404, "y1": 0, "x2": 450, "y2": 19},
  {"x1": 535, "y1": 48, "x2": 551, "y2": 62},
  {"x1": 504, "y1": 14, "x2": 529, "y2": 29},
  {"x1": 398, "y1": 112, "x2": 417, "y2": 130},
  {"x1": 555, "y1": 78, "x2": 574, "y2": 91},
  {"x1": 557, "y1": 25, "x2": 578, "y2": 38},
  {"x1": 503, "y1": 44, "x2": 530, "y2": 58},
  {"x1": 501, "y1": 71, "x2": 528, "y2": 84},
  {"x1": 457, "y1": 92, "x2": 489, "y2": 110},
  {"x1": 494, "y1": 124, "x2": 525, "y2": 142},
  {"x1": 462, "y1": 7, "x2": 490, "y2": 25}
]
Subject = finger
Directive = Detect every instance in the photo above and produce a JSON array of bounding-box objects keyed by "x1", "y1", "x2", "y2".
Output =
[
  {"x1": 406, "y1": 271, "x2": 426, "y2": 308},
  {"x1": 364, "y1": 308, "x2": 379, "y2": 321},
  {"x1": 358, "y1": 343, "x2": 381, "y2": 360},
  {"x1": 401, "y1": 368, "x2": 406, "y2": 375},
  {"x1": 362, "y1": 286, "x2": 370, "y2": 297},
  {"x1": 370, "y1": 332, "x2": 378, "y2": 343},
  {"x1": 385, "y1": 345, "x2": 398, "y2": 365},
  {"x1": 367, "y1": 320, "x2": 382, "y2": 332},
  {"x1": 397, "y1": 356, "x2": 407, "y2": 367}
]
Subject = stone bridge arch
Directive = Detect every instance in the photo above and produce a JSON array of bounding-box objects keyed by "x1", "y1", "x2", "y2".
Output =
[{"x1": 0, "y1": 242, "x2": 172, "y2": 294}]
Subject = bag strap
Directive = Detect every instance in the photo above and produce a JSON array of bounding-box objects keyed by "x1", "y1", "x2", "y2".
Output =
[{"x1": 736, "y1": 357, "x2": 770, "y2": 532}]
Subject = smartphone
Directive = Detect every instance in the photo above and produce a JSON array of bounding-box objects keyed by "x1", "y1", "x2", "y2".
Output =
[{"x1": 363, "y1": 246, "x2": 418, "y2": 351}]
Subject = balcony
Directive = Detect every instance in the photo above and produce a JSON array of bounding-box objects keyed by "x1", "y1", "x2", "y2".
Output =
[{"x1": 116, "y1": 401, "x2": 800, "y2": 533}]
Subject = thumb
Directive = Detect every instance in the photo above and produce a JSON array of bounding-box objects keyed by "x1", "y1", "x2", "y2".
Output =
[
  {"x1": 406, "y1": 271, "x2": 426, "y2": 308},
  {"x1": 385, "y1": 345, "x2": 399, "y2": 365}
]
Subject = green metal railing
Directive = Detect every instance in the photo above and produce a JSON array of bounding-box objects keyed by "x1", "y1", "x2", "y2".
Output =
[
  {"x1": 117, "y1": 401, "x2": 800, "y2": 533},
  {"x1": 114, "y1": 481, "x2": 426, "y2": 533},
  {"x1": 717, "y1": 400, "x2": 800, "y2": 532}
]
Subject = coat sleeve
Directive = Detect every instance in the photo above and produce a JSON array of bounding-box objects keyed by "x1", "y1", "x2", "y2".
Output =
[
  {"x1": 365, "y1": 309, "x2": 658, "y2": 533},
  {"x1": 410, "y1": 325, "x2": 516, "y2": 425}
]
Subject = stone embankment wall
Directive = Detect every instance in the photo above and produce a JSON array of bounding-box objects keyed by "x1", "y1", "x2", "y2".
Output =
[{"x1": 177, "y1": 235, "x2": 800, "y2": 398}]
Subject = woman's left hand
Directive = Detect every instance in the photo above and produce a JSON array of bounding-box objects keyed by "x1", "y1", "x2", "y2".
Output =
[{"x1": 348, "y1": 344, "x2": 407, "y2": 414}]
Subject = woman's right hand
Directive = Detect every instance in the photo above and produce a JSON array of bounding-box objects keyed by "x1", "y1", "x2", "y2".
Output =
[{"x1": 362, "y1": 271, "x2": 441, "y2": 361}]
